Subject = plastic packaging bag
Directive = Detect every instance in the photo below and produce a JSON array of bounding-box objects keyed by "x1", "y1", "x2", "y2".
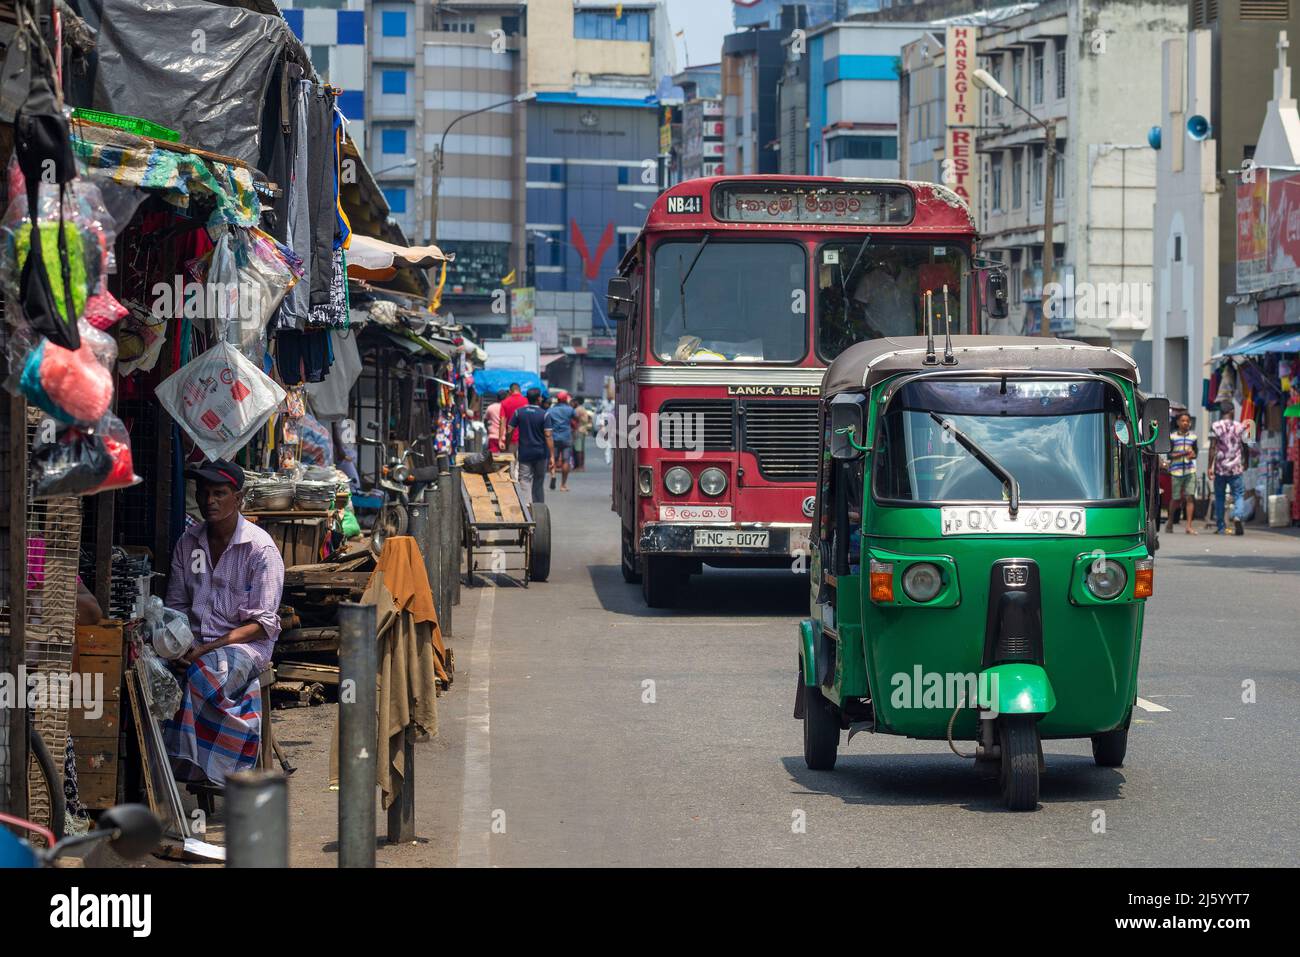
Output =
[
  {"x1": 10, "y1": 324, "x2": 114, "y2": 425},
  {"x1": 31, "y1": 426, "x2": 112, "y2": 498},
  {"x1": 155, "y1": 338, "x2": 287, "y2": 461},
  {"x1": 142, "y1": 595, "x2": 195, "y2": 661},
  {"x1": 140, "y1": 644, "x2": 183, "y2": 721},
  {"x1": 92, "y1": 411, "x2": 142, "y2": 493}
]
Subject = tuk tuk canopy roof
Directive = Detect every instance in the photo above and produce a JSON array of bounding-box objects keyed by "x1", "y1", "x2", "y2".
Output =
[{"x1": 822, "y1": 336, "x2": 1140, "y2": 395}]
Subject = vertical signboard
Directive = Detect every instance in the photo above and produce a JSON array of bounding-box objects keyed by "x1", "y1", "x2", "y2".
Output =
[
  {"x1": 944, "y1": 26, "x2": 980, "y2": 213},
  {"x1": 510, "y1": 286, "x2": 535, "y2": 339},
  {"x1": 1236, "y1": 172, "x2": 1269, "y2": 293},
  {"x1": 1265, "y1": 169, "x2": 1300, "y2": 290}
]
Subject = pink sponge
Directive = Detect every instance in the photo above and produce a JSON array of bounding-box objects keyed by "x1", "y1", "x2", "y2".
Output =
[{"x1": 39, "y1": 339, "x2": 113, "y2": 423}]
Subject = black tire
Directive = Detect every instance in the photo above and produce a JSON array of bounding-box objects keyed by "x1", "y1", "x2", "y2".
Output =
[
  {"x1": 620, "y1": 529, "x2": 641, "y2": 583},
  {"x1": 803, "y1": 684, "x2": 840, "y2": 771},
  {"x1": 641, "y1": 556, "x2": 682, "y2": 608},
  {"x1": 999, "y1": 716, "x2": 1040, "y2": 811},
  {"x1": 1091, "y1": 727, "x2": 1128, "y2": 767},
  {"x1": 530, "y1": 503, "x2": 552, "y2": 582},
  {"x1": 383, "y1": 502, "x2": 409, "y2": 538}
]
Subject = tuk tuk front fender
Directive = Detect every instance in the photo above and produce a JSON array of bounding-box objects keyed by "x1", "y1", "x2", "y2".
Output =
[
  {"x1": 982, "y1": 663, "x2": 1057, "y2": 716},
  {"x1": 798, "y1": 619, "x2": 818, "y2": 686}
]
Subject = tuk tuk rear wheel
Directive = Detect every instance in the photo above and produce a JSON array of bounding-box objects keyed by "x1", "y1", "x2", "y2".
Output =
[
  {"x1": 1091, "y1": 727, "x2": 1128, "y2": 767},
  {"x1": 998, "y1": 716, "x2": 1040, "y2": 811},
  {"x1": 803, "y1": 685, "x2": 840, "y2": 771}
]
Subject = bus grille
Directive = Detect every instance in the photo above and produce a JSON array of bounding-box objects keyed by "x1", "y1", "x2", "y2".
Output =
[
  {"x1": 743, "y1": 401, "x2": 820, "y2": 481},
  {"x1": 657, "y1": 400, "x2": 736, "y2": 451}
]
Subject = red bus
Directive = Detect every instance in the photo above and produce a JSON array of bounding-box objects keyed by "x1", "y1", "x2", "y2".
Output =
[{"x1": 605, "y1": 176, "x2": 984, "y2": 607}]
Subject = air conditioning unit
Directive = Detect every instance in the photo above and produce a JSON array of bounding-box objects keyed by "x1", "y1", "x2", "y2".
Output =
[{"x1": 570, "y1": 335, "x2": 587, "y2": 350}]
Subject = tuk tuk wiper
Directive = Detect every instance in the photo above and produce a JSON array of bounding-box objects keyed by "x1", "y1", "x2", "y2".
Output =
[
  {"x1": 927, "y1": 411, "x2": 1021, "y2": 517},
  {"x1": 679, "y1": 234, "x2": 711, "y2": 327}
]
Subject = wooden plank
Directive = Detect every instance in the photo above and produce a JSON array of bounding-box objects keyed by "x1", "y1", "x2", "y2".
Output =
[
  {"x1": 76, "y1": 771, "x2": 119, "y2": 811},
  {"x1": 284, "y1": 570, "x2": 370, "y2": 588},
  {"x1": 124, "y1": 672, "x2": 161, "y2": 820},
  {"x1": 275, "y1": 662, "x2": 340, "y2": 685},
  {"x1": 69, "y1": 707, "x2": 120, "y2": 740},
  {"x1": 76, "y1": 623, "x2": 124, "y2": 658},
  {"x1": 73, "y1": 735, "x2": 119, "y2": 777},
  {"x1": 461, "y1": 472, "x2": 496, "y2": 523},
  {"x1": 79, "y1": 654, "x2": 124, "y2": 692},
  {"x1": 486, "y1": 472, "x2": 526, "y2": 524}
]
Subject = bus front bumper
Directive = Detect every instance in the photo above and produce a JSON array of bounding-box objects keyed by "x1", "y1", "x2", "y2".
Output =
[{"x1": 639, "y1": 522, "x2": 812, "y2": 561}]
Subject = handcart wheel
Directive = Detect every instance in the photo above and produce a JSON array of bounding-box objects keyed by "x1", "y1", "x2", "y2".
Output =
[
  {"x1": 1090, "y1": 727, "x2": 1128, "y2": 767},
  {"x1": 802, "y1": 680, "x2": 840, "y2": 771},
  {"x1": 998, "y1": 715, "x2": 1040, "y2": 811},
  {"x1": 530, "y1": 503, "x2": 551, "y2": 582}
]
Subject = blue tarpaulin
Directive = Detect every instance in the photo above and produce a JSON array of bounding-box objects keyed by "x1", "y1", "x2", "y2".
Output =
[
  {"x1": 1213, "y1": 325, "x2": 1300, "y2": 357},
  {"x1": 473, "y1": 369, "x2": 550, "y2": 398}
]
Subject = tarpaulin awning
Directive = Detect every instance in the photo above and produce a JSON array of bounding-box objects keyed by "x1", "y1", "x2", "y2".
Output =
[
  {"x1": 375, "y1": 328, "x2": 451, "y2": 360},
  {"x1": 346, "y1": 234, "x2": 453, "y2": 281},
  {"x1": 540, "y1": 353, "x2": 566, "y2": 368},
  {"x1": 1213, "y1": 325, "x2": 1300, "y2": 358}
]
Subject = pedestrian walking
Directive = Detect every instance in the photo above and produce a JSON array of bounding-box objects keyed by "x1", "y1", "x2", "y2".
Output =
[
  {"x1": 499, "y1": 382, "x2": 526, "y2": 478},
  {"x1": 1167, "y1": 412, "x2": 1199, "y2": 534},
  {"x1": 573, "y1": 399, "x2": 592, "y2": 471},
  {"x1": 1208, "y1": 404, "x2": 1253, "y2": 535},
  {"x1": 485, "y1": 389, "x2": 507, "y2": 454},
  {"x1": 546, "y1": 394, "x2": 579, "y2": 491},
  {"x1": 509, "y1": 387, "x2": 552, "y2": 506}
]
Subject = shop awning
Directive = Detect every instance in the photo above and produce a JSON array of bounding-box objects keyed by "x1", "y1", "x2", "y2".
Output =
[
  {"x1": 540, "y1": 353, "x2": 566, "y2": 368},
  {"x1": 1212, "y1": 325, "x2": 1300, "y2": 358},
  {"x1": 347, "y1": 235, "x2": 453, "y2": 281}
]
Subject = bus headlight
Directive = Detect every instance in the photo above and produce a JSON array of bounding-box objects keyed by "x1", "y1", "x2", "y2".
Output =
[
  {"x1": 902, "y1": 562, "x2": 943, "y2": 602},
  {"x1": 1085, "y1": 559, "x2": 1127, "y2": 600},
  {"x1": 663, "y1": 467, "x2": 692, "y2": 496},
  {"x1": 698, "y1": 468, "x2": 727, "y2": 497},
  {"x1": 637, "y1": 467, "x2": 653, "y2": 496}
]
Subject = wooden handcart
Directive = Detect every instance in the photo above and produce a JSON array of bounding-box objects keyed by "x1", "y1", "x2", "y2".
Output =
[{"x1": 458, "y1": 454, "x2": 551, "y2": 585}]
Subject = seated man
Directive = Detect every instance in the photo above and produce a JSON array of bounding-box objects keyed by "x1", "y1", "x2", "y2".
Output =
[{"x1": 162, "y1": 459, "x2": 285, "y2": 786}]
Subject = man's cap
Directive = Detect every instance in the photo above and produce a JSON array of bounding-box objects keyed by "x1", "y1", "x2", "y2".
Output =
[{"x1": 186, "y1": 459, "x2": 245, "y2": 490}]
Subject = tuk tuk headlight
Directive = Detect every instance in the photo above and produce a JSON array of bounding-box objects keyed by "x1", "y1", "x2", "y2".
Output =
[
  {"x1": 698, "y1": 468, "x2": 727, "y2": 497},
  {"x1": 902, "y1": 562, "x2": 943, "y2": 602},
  {"x1": 664, "y1": 466, "x2": 692, "y2": 496},
  {"x1": 1085, "y1": 559, "x2": 1127, "y2": 600}
]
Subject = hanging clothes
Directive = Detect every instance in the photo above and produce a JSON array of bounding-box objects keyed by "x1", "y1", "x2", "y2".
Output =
[
  {"x1": 276, "y1": 328, "x2": 334, "y2": 385},
  {"x1": 305, "y1": 83, "x2": 339, "y2": 306}
]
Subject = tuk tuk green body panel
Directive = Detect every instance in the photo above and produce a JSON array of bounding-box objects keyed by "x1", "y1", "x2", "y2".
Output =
[{"x1": 981, "y1": 663, "x2": 1057, "y2": 715}]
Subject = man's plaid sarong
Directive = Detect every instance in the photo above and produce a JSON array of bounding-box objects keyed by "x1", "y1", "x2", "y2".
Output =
[{"x1": 162, "y1": 645, "x2": 262, "y2": 786}]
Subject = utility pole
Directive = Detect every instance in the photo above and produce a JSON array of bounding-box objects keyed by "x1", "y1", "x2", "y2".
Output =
[{"x1": 1040, "y1": 122, "x2": 1056, "y2": 337}]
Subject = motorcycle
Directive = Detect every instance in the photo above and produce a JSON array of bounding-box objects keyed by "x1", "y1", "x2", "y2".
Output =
[
  {"x1": 360, "y1": 423, "x2": 440, "y2": 555},
  {"x1": 0, "y1": 803, "x2": 161, "y2": 867}
]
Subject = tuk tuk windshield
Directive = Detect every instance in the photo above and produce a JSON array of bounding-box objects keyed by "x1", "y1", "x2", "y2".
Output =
[{"x1": 874, "y1": 378, "x2": 1139, "y2": 503}]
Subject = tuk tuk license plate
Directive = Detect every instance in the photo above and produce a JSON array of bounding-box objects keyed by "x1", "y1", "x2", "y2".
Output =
[
  {"x1": 940, "y1": 506, "x2": 1087, "y2": 536},
  {"x1": 694, "y1": 530, "x2": 771, "y2": 549}
]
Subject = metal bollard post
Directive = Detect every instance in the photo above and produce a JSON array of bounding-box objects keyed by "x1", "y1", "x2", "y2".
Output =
[
  {"x1": 428, "y1": 477, "x2": 445, "y2": 623},
  {"x1": 449, "y1": 464, "x2": 462, "y2": 611},
  {"x1": 439, "y1": 461, "x2": 455, "y2": 638},
  {"x1": 338, "y1": 601, "x2": 377, "y2": 868},
  {"x1": 386, "y1": 727, "x2": 416, "y2": 844},
  {"x1": 408, "y1": 498, "x2": 437, "y2": 600},
  {"x1": 226, "y1": 770, "x2": 289, "y2": 867}
]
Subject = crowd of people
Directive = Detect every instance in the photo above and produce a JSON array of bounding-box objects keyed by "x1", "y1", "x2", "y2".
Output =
[
  {"x1": 1164, "y1": 403, "x2": 1256, "y2": 535},
  {"x1": 482, "y1": 383, "x2": 598, "y2": 505}
]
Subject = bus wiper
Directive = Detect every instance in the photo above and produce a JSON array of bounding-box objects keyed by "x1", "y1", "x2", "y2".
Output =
[
  {"x1": 927, "y1": 411, "x2": 1021, "y2": 517},
  {"x1": 842, "y1": 234, "x2": 872, "y2": 294},
  {"x1": 679, "y1": 234, "x2": 711, "y2": 327}
]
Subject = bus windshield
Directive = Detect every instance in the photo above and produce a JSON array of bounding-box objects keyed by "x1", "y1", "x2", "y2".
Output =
[
  {"x1": 652, "y1": 240, "x2": 807, "y2": 363},
  {"x1": 874, "y1": 379, "x2": 1139, "y2": 503},
  {"x1": 816, "y1": 241, "x2": 967, "y2": 360}
]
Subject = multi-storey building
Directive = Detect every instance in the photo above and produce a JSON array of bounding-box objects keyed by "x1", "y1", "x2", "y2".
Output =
[{"x1": 278, "y1": 1, "x2": 368, "y2": 144}]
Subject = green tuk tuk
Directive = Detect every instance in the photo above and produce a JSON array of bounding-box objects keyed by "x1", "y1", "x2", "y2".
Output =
[{"x1": 796, "y1": 333, "x2": 1170, "y2": 810}]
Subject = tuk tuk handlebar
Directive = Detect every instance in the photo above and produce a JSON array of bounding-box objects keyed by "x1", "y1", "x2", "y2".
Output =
[
  {"x1": 834, "y1": 426, "x2": 871, "y2": 453},
  {"x1": 1136, "y1": 421, "x2": 1161, "y2": 449}
]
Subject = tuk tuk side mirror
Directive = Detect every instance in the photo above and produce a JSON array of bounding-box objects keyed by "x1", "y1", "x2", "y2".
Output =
[
  {"x1": 606, "y1": 276, "x2": 634, "y2": 320},
  {"x1": 986, "y1": 269, "x2": 1009, "y2": 320},
  {"x1": 829, "y1": 394, "x2": 868, "y2": 459},
  {"x1": 1138, "y1": 395, "x2": 1172, "y2": 454}
]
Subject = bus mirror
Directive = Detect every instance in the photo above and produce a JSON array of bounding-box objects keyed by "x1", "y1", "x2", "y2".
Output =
[
  {"x1": 607, "y1": 277, "x2": 634, "y2": 319},
  {"x1": 987, "y1": 269, "x2": 1009, "y2": 320},
  {"x1": 1139, "y1": 395, "x2": 1171, "y2": 454},
  {"x1": 829, "y1": 394, "x2": 867, "y2": 460}
]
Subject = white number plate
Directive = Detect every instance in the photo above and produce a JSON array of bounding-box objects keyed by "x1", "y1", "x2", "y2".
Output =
[
  {"x1": 940, "y1": 506, "x2": 1087, "y2": 536},
  {"x1": 694, "y1": 530, "x2": 771, "y2": 549}
]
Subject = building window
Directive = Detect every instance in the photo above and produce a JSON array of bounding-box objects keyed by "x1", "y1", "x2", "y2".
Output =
[
  {"x1": 381, "y1": 11, "x2": 407, "y2": 37},
  {"x1": 381, "y1": 128, "x2": 407, "y2": 154},
  {"x1": 1031, "y1": 44, "x2": 1044, "y2": 104},
  {"x1": 1055, "y1": 38, "x2": 1066, "y2": 99},
  {"x1": 1011, "y1": 149, "x2": 1023, "y2": 209},
  {"x1": 991, "y1": 154, "x2": 1004, "y2": 212},
  {"x1": 1054, "y1": 148, "x2": 1065, "y2": 200},
  {"x1": 441, "y1": 241, "x2": 511, "y2": 295},
  {"x1": 309, "y1": 45, "x2": 330, "y2": 78},
  {"x1": 826, "y1": 135, "x2": 898, "y2": 162},
  {"x1": 573, "y1": 10, "x2": 650, "y2": 41},
  {"x1": 1032, "y1": 145, "x2": 1044, "y2": 204},
  {"x1": 1011, "y1": 249, "x2": 1023, "y2": 302},
  {"x1": 383, "y1": 187, "x2": 407, "y2": 213},
  {"x1": 441, "y1": 19, "x2": 475, "y2": 33},
  {"x1": 1012, "y1": 50, "x2": 1024, "y2": 102},
  {"x1": 1174, "y1": 235, "x2": 1182, "y2": 261},
  {"x1": 990, "y1": 59, "x2": 1003, "y2": 116},
  {"x1": 381, "y1": 70, "x2": 406, "y2": 95}
]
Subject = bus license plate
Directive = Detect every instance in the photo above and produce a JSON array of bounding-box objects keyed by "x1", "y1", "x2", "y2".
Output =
[
  {"x1": 940, "y1": 506, "x2": 1087, "y2": 536},
  {"x1": 694, "y1": 530, "x2": 770, "y2": 549}
]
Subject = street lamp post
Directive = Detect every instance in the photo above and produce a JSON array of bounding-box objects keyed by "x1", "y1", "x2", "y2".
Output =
[
  {"x1": 973, "y1": 67, "x2": 1058, "y2": 337},
  {"x1": 429, "y1": 91, "x2": 536, "y2": 244}
]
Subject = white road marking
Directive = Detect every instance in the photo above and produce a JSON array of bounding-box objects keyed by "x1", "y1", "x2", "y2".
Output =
[
  {"x1": 456, "y1": 585, "x2": 495, "y2": 868},
  {"x1": 1135, "y1": 697, "x2": 1171, "y2": 713}
]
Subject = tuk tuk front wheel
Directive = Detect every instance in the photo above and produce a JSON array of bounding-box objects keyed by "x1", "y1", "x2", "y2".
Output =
[
  {"x1": 998, "y1": 716, "x2": 1040, "y2": 811},
  {"x1": 1091, "y1": 727, "x2": 1128, "y2": 767},
  {"x1": 803, "y1": 684, "x2": 840, "y2": 771}
]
